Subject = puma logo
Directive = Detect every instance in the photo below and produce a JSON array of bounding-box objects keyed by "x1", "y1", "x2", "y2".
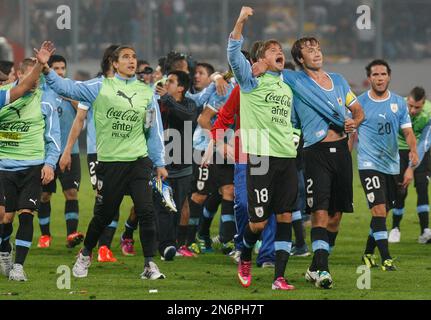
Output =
[
  {"x1": 8, "y1": 106, "x2": 21, "y2": 119},
  {"x1": 29, "y1": 198, "x2": 37, "y2": 206},
  {"x1": 378, "y1": 113, "x2": 386, "y2": 120},
  {"x1": 117, "y1": 90, "x2": 137, "y2": 108}
]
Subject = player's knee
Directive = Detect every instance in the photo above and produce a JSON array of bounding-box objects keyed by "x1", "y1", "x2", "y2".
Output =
[
  {"x1": 371, "y1": 204, "x2": 386, "y2": 217},
  {"x1": 311, "y1": 210, "x2": 329, "y2": 227},
  {"x1": 3, "y1": 213, "x2": 14, "y2": 224},
  {"x1": 191, "y1": 193, "x2": 207, "y2": 205},
  {"x1": 220, "y1": 184, "x2": 234, "y2": 200},
  {"x1": 276, "y1": 212, "x2": 292, "y2": 223},
  {"x1": 129, "y1": 206, "x2": 137, "y2": 220},
  {"x1": 250, "y1": 221, "x2": 266, "y2": 233},
  {"x1": 64, "y1": 189, "x2": 78, "y2": 200},
  {"x1": 41, "y1": 192, "x2": 52, "y2": 203}
]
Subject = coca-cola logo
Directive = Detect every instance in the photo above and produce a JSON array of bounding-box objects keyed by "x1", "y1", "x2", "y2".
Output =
[
  {"x1": 265, "y1": 92, "x2": 291, "y2": 107},
  {"x1": 0, "y1": 121, "x2": 30, "y2": 132},
  {"x1": 106, "y1": 107, "x2": 140, "y2": 122}
]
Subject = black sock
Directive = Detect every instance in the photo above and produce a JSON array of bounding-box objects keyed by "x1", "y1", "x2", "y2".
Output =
[
  {"x1": 418, "y1": 211, "x2": 429, "y2": 234},
  {"x1": 177, "y1": 225, "x2": 188, "y2": 247},
  {"x1": 365, "y1": 227, "x2": 376, "y2": 254},
  {"x1": 198, "y1": 206, "x2": 215, "y2": 240},
  {"x1": 15, "y1": 213, "x2": 34, "y2": 266},
  {"x1": 38, "y1": 201, "x2": 51, "y2": 236},
  {"x1": 187, "y1": 199, "x2": 202, "y2": 245},
  {"x1": 311, "y1": 227, "x2": 329, "y2": 272},
  {"x1": 65, "y1": 200, "x2": 79, "y2": 236},
  {"x1": 327, "y1": 230, "x2": 338, "y2": 254},
  {"x1": 292, "y1": 211, "x2": 305, "y2": 247},
  {"x1": 274, "y1": 222, "x2": 292, "y2": 280},
  {"x1": 0, "y1": 223, "x2": 12, "y2": 253},
  {"x1": 220, "y1": 199, "x2": 235, "y2": 244},
  {"x1": 240, "y1": 224, "x2": 261, "y2": 262},
  {"x1": 371, "y1": 216, "x2": 391, "y2": 262},
  {"x1": 98, "y1": 221, "x2": 118, "y2": 248},
  {"x1": 122, "y1": 217, "x2": 138, "y2": 240},
  {"x1": 392, "y1": 208, "x2": 403, "y2": 230}
]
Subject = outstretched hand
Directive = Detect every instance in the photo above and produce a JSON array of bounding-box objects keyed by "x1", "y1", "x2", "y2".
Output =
[{"x1": 34, "y1": 41, "x2": 56, "y2": 65}]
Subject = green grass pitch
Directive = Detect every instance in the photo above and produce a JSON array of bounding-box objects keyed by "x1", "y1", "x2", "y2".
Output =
[{"x1": 1, "y1": 155, "x2": 430, "y2": 300}]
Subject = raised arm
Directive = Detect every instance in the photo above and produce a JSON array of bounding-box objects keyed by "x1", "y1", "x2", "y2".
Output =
[
  {"x1": 185, "y1": 83, "x2": 216, "y2": 107},
  {"x1": 9, "y1": 41, "x2": 55, "y2": 104},
  {"x1": 227, "y1": 6, "x2": 258, "y2": 92},
  {"x1": 43, "y1": 69, "x2": 101, "y2": 104}
]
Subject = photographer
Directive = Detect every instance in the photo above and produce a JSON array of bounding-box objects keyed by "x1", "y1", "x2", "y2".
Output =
[{"x1": 154, "y1": 70, "x2": 197, "y2": 260}]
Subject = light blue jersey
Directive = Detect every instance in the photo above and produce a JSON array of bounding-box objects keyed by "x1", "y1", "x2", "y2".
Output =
[
  {"x1": 86, "y1": 106, "x2": 97, "y2": 154},
  {"x1": 192, "y1": 83, "x2": 235, "y2": 151},
  {"x1": 357, "y1": 91, "x2": 412, "y2": 175},
  {"x1": 56, "y1": 97, "x2": 79, "y2": 154},
  {"x1": 285, "y1": 70, "x2": 357, "y2": 148},
  {"x1": 0, "y1": 89, "x2": 10, "y2": 108}
]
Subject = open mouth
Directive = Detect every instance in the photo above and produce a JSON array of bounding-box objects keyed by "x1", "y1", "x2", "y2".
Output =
[{"x1": 276, "y1": 57, "x2": 283, "y2": 64}]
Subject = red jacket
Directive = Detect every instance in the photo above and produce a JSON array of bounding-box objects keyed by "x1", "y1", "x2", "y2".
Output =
[{"x1": 210, "y1": 85, "x2": 247, "y2": 164}]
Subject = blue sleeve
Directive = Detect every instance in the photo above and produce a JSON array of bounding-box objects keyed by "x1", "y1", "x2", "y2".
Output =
[
  {"x1": 399, "y1": 99, "x2": 412, "y2": 129},
  {"x1": 186, "y1": 83, "x2": 216, "y2": 107},
  {"x1": 291, "y1": 98, "x2": 301, "y2": 129},
  {"x1": 44, "y1": 70, "x2": 101, "y2": 104},
  {"x1": 227, "y1": 36, "x2": 258, "y2": 93},
  {"x1": 41, "y1": 91, "x2": 61, "y2": 169},
  {"x1": 417, "y1": 119, "x2": 431, "y2": 166},
  {"x1": 0, "y1": 90, "x2": 10, "y2": 108},
  {"x1": 146, "y1": 96, "x2": 165, "y2": 167}
]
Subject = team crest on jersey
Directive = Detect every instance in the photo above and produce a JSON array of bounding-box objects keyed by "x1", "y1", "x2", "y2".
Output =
[
  {"x1": 254, "y1": 207, "x2": 264, "y2": 218},
  {"x1": 97, "y1": 179, "x2": 103, "y2": 191},
  {"x1": 367, "y1": 192, "x2": 375, "y2": 203},
  {"x1": 307, "y1": 197, "x2": 313, "y2": 208},
  {"x1": 390, "y1": 103, "x2": 398, "y2": 113},
  {"x1": 337, "y1": 97, "x2": 343, "y2": 106},
  {"x1": 197, "y1": 181, "x2": 205, "y2": 191}
]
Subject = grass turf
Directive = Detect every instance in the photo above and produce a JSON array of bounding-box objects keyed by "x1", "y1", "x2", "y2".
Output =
[{"x1": 1, "y1": 156, "x2": 431, "y2": 300}]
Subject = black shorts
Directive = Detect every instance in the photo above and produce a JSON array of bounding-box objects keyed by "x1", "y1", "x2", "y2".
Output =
[
  {"x1": 0, "y1": 165, "x2": 43, "y2": 212},
  {"x1": 247, "y1": 156, "x2": 298, "y2": 223},
  {"x1": 191, "y1": 150, "x2": 234, "y2": 195},
  {"x1": 87, "y1": 153, "x2": 98, "y2": 190},
  {"x1": 303, "y1": 138, "x2": 353, "y2": 215},
  {"x1": 359, "y1": 170, "x2": 397, "y2": 211},
  {"x1": 398, "y1": 149, "x2": 430, "y2": 186},
  {"x1": 42, "y1": 154, "x2": 81, "y2": 193},
  {"x1": 0, "y1": 178, "x2": 5, "y2": 207}
]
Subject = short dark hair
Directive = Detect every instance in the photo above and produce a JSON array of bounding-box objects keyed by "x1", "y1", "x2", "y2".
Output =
[
  {"x1": 18, "y1": 58, "x2": 36, "y2": 73},
  {"x1": 256, "y1": 39, "x2": 282, "y2": 60},
  {"x1": 241, "y1": 50, "x2": 251, "y2": 65},
  {"x1": 250, "y1": 40, "x2": 264, "y2": 63},
  {"x1": 137, "y1": 60, "x2": 150, "y2": 68},
  {"x1": 48, "y1": 54, "x2": 67, "y2": 68},
  {"x1": 100, "y1": 44, "x2": 120, "y2": 77},
  {"x1": 291, "y1": 37, "x2": 320, "y2": 67},
  {"x1": 409, "y1": 86, "x2": 426, "y2": 102},
  {"x1": 0, "y1": 60, "x2": 14, "y2": 75},
  {"x1": 284, "y1": 61, "x2": 296, "y2": 71},
  {"x1": 195, "y1": 62, "x2": 215, "y2": 77},
  {"x1": 365, "y1": 59, "x2": 392, "y2": 77},
  {"x1": 168, "y1": 70, "x2": 190, "y2": 96}
]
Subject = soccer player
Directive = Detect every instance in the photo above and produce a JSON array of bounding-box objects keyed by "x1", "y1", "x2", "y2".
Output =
[
  {"x1": 253, "y1": 36, "x2": 364, "y2": 288},
  {"x1": 154, "y1": 70, "x2": 197, "y2": 260},
  {"x1": 388, "y1": 86, "x2": 431, "y2": 243},
  {"x1": 228, "y1": 6, "x2": 299, "y2": 290},
  {"x1": 59, "y1": 45, "x2": 122, "y2": 262},
  {"x1": 45, "y1": 45, "x2": 167, "y2": 280},
  {"x1": 0, "y1": 61, "x2": 16, "y2": 85},
  {"x1": 37, "y1": 55, "x2": 84, "y2": 249},
  {"x1": 358, "y1": 59, "x2": 418, "y2": 271},
  {"x1": 0, "y1": 51, "x2": 61, "y2": 281},
  {"x1": 193, "y1": 63, "x2": 215, "y2": 93}
]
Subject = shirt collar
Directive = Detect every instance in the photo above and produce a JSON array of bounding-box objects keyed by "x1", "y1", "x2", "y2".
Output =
[{"x1": 115, "y1": 73, "x2": 137, "y2": 83}]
